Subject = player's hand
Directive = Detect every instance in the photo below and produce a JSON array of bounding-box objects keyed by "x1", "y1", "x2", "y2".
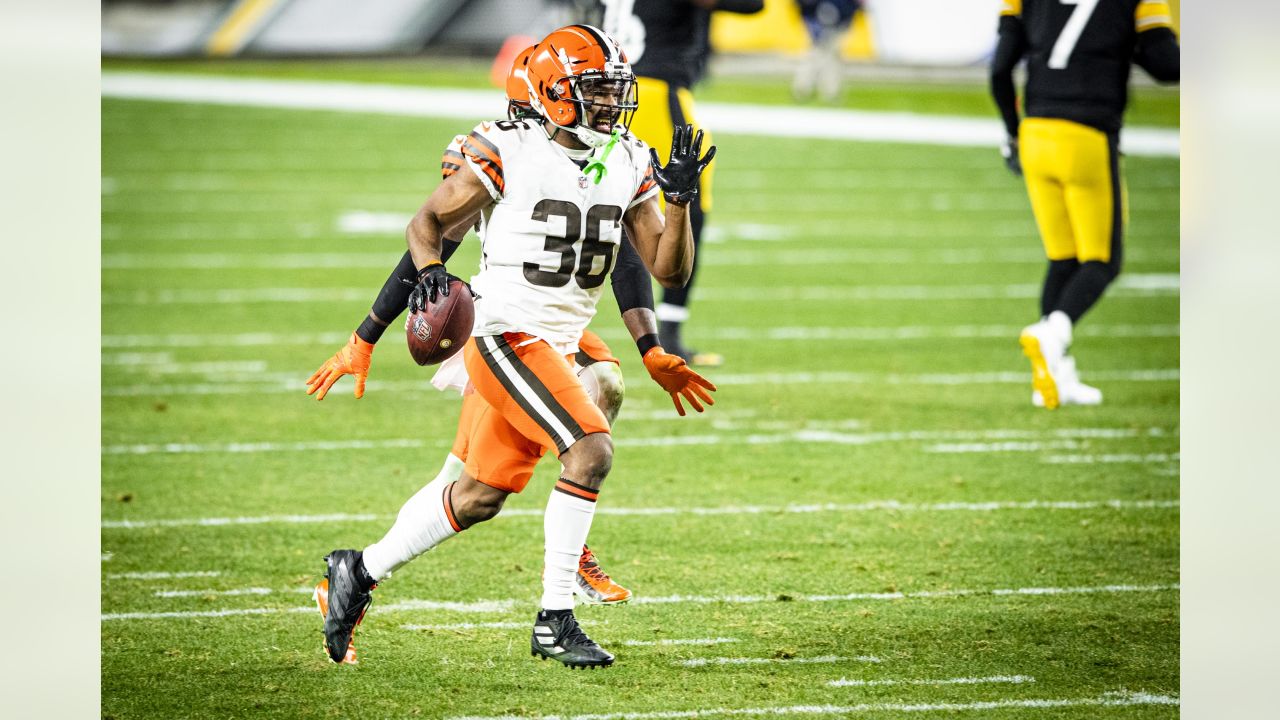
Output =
[
  {"x1": 643, "y1": 346, "x2": 717, "y2": 416},
  {"x1": 408, "y1": 261, "x2": 450, "y2": 312},
  {"x1": 649, "y1": 124, "x2": 715, "y2": 206},
  {"x1": 306, "y1": 332, "x2": 374, "y2": 400},
  {"x1": 1001, "y1": 136, "x2": 1022, "y2": 177}
]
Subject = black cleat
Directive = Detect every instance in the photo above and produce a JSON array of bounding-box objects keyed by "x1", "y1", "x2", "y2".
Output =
[
  {"x1": 320, "y1": 549, "x2": 374, "y2": 664},
  {"x1": 530, "y1": 609, "x2": 614, "y2": 668}
]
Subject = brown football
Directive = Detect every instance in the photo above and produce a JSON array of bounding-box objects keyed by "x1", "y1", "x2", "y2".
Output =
[{"x1": 405, "y1": 278, "x2": 475, "y2": 366}]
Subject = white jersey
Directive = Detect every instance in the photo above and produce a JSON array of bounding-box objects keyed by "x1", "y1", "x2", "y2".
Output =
[{"x1": 456, "y1": 119, "x2": 660, "y2": 348}]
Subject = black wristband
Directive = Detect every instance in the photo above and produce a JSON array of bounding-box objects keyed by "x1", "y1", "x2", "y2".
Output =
[
  {"x1": 355, "y1": 314, "x2": 387, "y2": 344},
  {"x1": 636, "y1": 333, "x2": 661, "y2": 356}
]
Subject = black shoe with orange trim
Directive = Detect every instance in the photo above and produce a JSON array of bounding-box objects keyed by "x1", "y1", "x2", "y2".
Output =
[
  {"x1": 530, "y1": 609, "x2": 614, "y2": 668},
  {"x1": 574, "y1": 546, "x2": 632, "y2": 605},
  {"x1": 320, "y1": 549, "x2": 375, "y2": 664}
]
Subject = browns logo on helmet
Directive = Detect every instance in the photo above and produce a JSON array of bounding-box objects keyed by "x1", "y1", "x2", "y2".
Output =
[{"x1": 524, "y1": 25, "x2": 638, "y2": 148}]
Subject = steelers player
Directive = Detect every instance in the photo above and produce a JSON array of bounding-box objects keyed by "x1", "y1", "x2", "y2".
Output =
[
  {"x1": 991, "y1": 0, "x2": 1179, "y2": 409},
  {"x1": 602, "y1": 0, "x2": 764, "y2": 366}
]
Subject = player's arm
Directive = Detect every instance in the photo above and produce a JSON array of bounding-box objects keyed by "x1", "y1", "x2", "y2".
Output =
[
  {"x1": 305, "y1": 221, "x2": 473, "y2": 401},
  {"x1": 625, "y1": 124, "x2": 714, "y2": 287},
  {"x1": 611, "y1": 232, "x2": 717, "y2": 415},
  {"x1": 406, "y1": 169, "x2": 493, "y2": 308},
  {"x1": 1134, "y1": 11, "x2": 1179, "y2": 83},
  {"x1": 989, "y1": 3, "x2": 1027, "y2": 176}
]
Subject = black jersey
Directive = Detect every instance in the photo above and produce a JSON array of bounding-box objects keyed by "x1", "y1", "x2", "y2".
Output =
[
  {"x1": 630, "y1": 0, "x2": 708, "y2": 89},
  {"x1": 992, "y1": 0, "x2": 1178, "y2": 135}
]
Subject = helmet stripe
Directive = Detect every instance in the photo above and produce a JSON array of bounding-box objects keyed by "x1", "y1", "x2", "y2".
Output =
[{"x1": 571, "y1": 24, "x2": 615, "y2": 63}]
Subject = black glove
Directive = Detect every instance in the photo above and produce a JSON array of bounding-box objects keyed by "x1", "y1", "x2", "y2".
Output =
[
  {"x1": 408, "y1": 262, "x2": 450, "y2": 312},
  {"x1": 649, "y1": 124, "x2": 716, "y2": 206},
  {"x1": 1001, "y1": 136, "x2": 1022, "y2": 177}
]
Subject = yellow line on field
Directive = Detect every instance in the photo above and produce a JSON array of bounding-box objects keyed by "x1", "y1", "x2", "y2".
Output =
[{"x1": 205, "y1": 0, "x2": 282, "y2": 57}]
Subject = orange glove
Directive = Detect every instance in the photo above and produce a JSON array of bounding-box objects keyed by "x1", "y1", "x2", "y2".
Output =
[
  {"x1": 306, "y1": 333, "x2": 374, "y2": 400},
  {"x1": 642, "y1": 346, "x2": 717, "y2": 416}
]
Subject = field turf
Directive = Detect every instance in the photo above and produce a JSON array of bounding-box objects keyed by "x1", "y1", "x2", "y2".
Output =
[{"x1": 101, "y1": 65, "x2": 1179, "y2": 719}]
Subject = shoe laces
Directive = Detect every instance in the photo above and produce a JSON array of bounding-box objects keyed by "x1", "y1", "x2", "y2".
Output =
[
  {"x1": 579, "y1": 550, "x2": 611, "y2": 583},
  {"x1": 556, "y1": 613, "x2": 592, "y2": 647}
]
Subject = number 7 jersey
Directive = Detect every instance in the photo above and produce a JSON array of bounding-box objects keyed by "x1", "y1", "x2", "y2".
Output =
[{"x1": 448, "y1": 119, "x2": 660, "y2": 348}]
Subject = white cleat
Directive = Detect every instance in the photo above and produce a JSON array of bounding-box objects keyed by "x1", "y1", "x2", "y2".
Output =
[
  {"x1": 1032, "y1": 357, "x2": 1102, "y2": 407},
  {"x1": 1019, "y1": 320, "x2": 1067, "y2": 409}
]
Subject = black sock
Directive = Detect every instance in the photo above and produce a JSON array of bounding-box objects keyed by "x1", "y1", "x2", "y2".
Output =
[
  {"x1": 353, "y1": 551, "x2": 377, "y2": 591},
  {"x1": 1054, "y1": 261, "x2": 1120, "y2": 323},
  {"x1": 1040, "y1": 259, "x2": 1080, "y2": 317},
  {"x1": 659, "y1": 320, "x2": 683, "y2": 348}
]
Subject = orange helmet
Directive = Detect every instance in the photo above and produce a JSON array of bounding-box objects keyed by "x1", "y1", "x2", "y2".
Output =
[
  {"x1": 525, "y1": 25, "x2": 637, "y2": 148},
  {"x1": 505, "y1": 44, "x2": 536, "y2": 119}
]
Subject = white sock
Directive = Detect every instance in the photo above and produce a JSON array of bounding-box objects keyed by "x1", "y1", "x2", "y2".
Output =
[
  {"x1": 541, "y1": 479, "x2": 598, "y2": 610},
  {"x1": 361, "y1": 457, "x2": 465, "y2": 581},
  {"x1": 1046, "y1": 310, "x2": 1073, "y2": 347}
]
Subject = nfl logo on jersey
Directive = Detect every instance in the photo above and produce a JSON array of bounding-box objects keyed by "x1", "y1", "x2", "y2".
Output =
[{"x1": 578, "y1": 176, "x2": 589, "y2": 189}]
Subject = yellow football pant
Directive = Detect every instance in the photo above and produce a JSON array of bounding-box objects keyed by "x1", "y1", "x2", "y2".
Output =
[
  {"x1": 1019, "y1": 117, "x2": 1127, "y2": 262},
  {"x1": 630, "y1": 76, "x2": 715, "y2": 212}
]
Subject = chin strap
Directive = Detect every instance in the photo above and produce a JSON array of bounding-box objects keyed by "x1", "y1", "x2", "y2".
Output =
[{"x1": 583, "y1": 128, "x2": 621, "y2": 185}]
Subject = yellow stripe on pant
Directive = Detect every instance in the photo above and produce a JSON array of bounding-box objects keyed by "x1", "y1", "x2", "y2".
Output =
[
  {"x1": 1019, "y1": 117, "x2": 1126, "y2": 263},
  {"x1": 630, "y1": 76, "x2": 716, "y2": 212}
]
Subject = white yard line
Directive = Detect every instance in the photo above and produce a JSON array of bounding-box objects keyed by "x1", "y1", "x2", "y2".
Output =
[
  {"x1": 678, "y1": 655, "x2": 869, "y2": 668},
  {"x1": 106, "y1": 570, "x2": 221, "y2": 580},
  {"x1": 100, "y1": 369, "x2": 1179, "y2": 397},
  {"x1": 402, "y1": 622, "x2": 526, "y2": 631},
  {"x1": 101, "y1": 583, "x2": 1177, "y2": 622},
  {"x1": 100, "y1": 251, "x2": 1174, "y2": 274},
  {"x1": 102, "y1": 425, "x2": 1171, "y2": 456},
  {"x1": 100, "y1": 72, "x2": 1179, "y2": 157},
  {"x1": 447, "y1": 691, "x2": 1179, "y2": 719},
  {"x1": 99, "y1": 276, "x2": 1180, "y2": 307},
  {"x1": 100, "y1": 318, "x2": 1176, "y2": 350},
  {"x1": 828, "y1": 674, "x2": 1034, "y2": 687},
  {"x1": 925, "y1": 441, "x2": 1083, "y2": 454},
  {"x1": 103, "y1": 438, "x2": 435, "y2": 456},
  {"x1": 102, "y1": 499, "x2": 1177, "y2": 530},
  {"x1": 103, "y1": 513, "x2": 383, "y2": 529},
  {"x1": 1044, "y1": 453, "x2": 1180, "y2": 465},
  {"x1": 632, "y1": 584, "x2": 1178, "y2": 606},
  {"x1": 154, "y1": 587, "x2": 272, "y2": 598},
  {"x1": 621, "y1": 638, "x2": 740, "y2": 647}
]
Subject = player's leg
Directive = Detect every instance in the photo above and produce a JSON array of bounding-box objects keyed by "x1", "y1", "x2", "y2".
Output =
[
  {"x1": 571, "y1": 331, "x2": 633, "y2": 604},
  {"x1": 633, "y1": 78, "x2": 720, "y2": 367},
  {"x1": 1037, "y1": 126, "x2": 1122, "y2": 406},
  {"x1": 660, "y1": 86, "x2": 721, "y2": 363},
  {"x1": 465, "y1": 333, "x2": 616, "y2": 667},
  {"x1": 1021, "y1": 119, "x2": 1116, "y2": 407},
  {"x1": 317, "y1": 393, "x2": 518, "y2": 664},
  {"x1": 1018, "y1": 118, "x2": 1079, "y2": 408},
  {"x1": 1055, "y1": 130, "x2": 1124, "y2": 324}
]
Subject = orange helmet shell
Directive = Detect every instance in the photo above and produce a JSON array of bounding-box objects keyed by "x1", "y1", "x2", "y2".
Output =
[
  {"x1": 505, "y1": 44, "x2": 535, "y2": 111},
  {"x1": 525, "y1": 25, "x2": 634, "y2": 134}
]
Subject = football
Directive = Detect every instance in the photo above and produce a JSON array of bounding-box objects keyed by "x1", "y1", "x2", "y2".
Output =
[{"x1": 405, "y1": 278, "x2": 475, "y2": 366}]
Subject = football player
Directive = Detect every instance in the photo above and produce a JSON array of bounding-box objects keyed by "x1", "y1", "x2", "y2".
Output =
[
  {"x1": 990, "y1": 0, "x2": 1179, "y2": 408},
  {"x1": 316, "y1": 25, "x2": 715, "y2": 669},
  {"x1": 598, "y1": 0, "x2": 764, "y2": 366},
  {"x1": 307, "y1": 49, "x2": 713, "y2": 646}
]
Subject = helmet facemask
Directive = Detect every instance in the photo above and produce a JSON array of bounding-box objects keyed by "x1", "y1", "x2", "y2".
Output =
[{"x1": 564, "y1": 73, "x2": 637, "y2": 148}]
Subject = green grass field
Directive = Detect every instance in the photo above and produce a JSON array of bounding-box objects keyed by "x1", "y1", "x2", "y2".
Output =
[{"x1": 101, "y1": 65, "x2": 1179, "y2": 719}]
